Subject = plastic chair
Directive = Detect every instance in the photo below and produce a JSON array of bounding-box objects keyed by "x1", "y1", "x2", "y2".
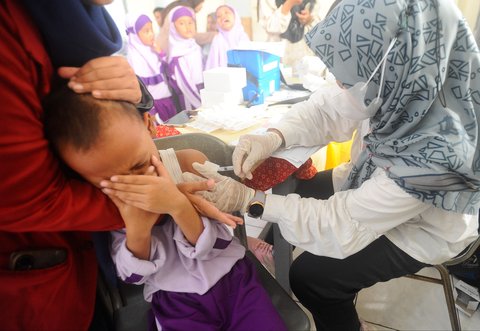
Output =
[
  {"x1": 403, "y1": 235, "x2": 480, "y2": 331},
  {"x1": 99, "y1": 132, "x2": 311, "y2": 331}
]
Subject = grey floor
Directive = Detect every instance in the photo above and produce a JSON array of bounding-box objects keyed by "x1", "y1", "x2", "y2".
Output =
[{"x1": 245, "y1": 221, "x2": 480, "y2": 331}]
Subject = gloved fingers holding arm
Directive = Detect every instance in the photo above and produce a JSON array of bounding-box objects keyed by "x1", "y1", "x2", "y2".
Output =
[
  {"x1": 182, "y1": 161, "x2": 255, "y2": 214},
  {"x1": 176, "y1": 178, "x2": 244, "y2": 229}
]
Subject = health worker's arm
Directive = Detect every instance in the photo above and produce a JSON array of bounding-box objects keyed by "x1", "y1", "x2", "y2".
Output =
[
  {"x1": 262, "y1": 170, "x2": 431, "y2": 259},
  {"x1": 272, "y1": 87, "x2": 360, "y2": 149}
]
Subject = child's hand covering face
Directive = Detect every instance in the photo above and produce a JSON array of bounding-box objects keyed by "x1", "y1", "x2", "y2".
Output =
[
  {"x1": 174, "y1": 16, "x2": 196, "y2": 39},
  {"x1": 107, "y1": 165, "x2": 160, "y2": 233},
  {"x1": 216, "y1": 6, "x2": 235, "y2": 32},
  {"x1": 101, "y1": 156, "x2": 185, "y2": 216}
]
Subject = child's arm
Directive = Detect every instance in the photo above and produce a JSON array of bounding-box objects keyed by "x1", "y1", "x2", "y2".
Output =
[
  {"x1": 175, "y1": 149, "x2": 208, "y2": 174},
  {"x1": 110, "y1": 226, "x2": 173, "y2": 285},
  {"x1": 107, "y1": 193, "x2": 159, "y2": 260}
]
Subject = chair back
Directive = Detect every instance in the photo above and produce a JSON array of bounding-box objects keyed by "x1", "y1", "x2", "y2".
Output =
[{"x1": 154, "y1": 133, "x2": 234, "y2": 167}]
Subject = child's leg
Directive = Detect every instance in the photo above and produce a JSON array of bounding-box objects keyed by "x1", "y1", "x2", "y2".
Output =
[
  {"x1": 227, "y1": 257, "x2": 287, "y2": 331},
  {"x1": 151, "y1": 290, "x2": 223, "y2": 331}
]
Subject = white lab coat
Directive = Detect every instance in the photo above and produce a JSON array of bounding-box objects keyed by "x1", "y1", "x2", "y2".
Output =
[{"x1": 264, "y1": 88, "x2": 479, "y2": 264}]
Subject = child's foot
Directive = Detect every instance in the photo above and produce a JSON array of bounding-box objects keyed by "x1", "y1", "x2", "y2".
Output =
[{"x1": 247, "y1": 236, "x2": 275, "y2": 275}]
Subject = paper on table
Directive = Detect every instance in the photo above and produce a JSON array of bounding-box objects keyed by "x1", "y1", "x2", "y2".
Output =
[
  {"x1": 266, "y1": 89, "x2": 311, "y2": 103},
  {"x1": 229, "y1": 127, "x2": 320, "y2": 167},
  {"x1": 272, "y1": 146, "x2": 321, "y2": 168},
  {"x1": 186, "y1": 105, "x2": 263, "y2": 133}
]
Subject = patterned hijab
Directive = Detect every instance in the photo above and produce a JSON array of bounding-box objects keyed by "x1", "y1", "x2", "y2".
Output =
[{"x1": 306, "y1": 0, "x2": 480, "y2": 214}]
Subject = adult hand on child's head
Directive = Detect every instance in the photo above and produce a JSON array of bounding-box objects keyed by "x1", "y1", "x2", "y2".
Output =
[
  {"x1": 177, "y1": 179, "x2": 244, "y2": 229},
  {"x1": 182, "y1": 161, "x2": 255, "y2": 214},
  {"x1": 58, "y1": 56, "x2": 142, "y2": 104}
]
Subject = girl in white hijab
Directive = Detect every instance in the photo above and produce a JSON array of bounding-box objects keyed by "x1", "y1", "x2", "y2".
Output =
[{"x1": 160, "y1": 6, "x2": 203, "y2": 111}]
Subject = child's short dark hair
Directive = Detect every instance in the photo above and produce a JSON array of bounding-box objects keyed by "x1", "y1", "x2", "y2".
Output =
[
  {"x1": 153, "y1": 6, "x2": 164, "y2": 14},
  {"x1": 43, "y1": 85, "x2": 141, "y2": 153}
]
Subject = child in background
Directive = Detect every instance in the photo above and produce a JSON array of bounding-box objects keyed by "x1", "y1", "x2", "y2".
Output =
[
  {"x1": 43, "y1": 87, "x2": 287, "y2": 331},
  {"x1": 205, "y1": 5, "x2": 250, "y2": 70},
  {"x1": 201, "y1": 12, "x2": 217, "y2": 62},
  {"x1": 125, "y1": 13, "x2": 177, "y2": 123},
  {"x1": 206, "y1": 12, "x2": 217, "y2": 33},
  {"x1": 160, "y1": 6, "x2": 204, "y2": 111}
]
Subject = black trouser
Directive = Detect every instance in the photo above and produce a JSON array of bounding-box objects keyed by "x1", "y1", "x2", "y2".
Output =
[{"x1": 289, "y1": 170, "x2": 428, "y2": 331}]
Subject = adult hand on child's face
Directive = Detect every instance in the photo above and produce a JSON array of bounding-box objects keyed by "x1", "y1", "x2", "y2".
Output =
[
  {"x1": 177, "y1": 180, "x2": 244, "y2": 229},
  {"x1": 182, "y1": 161, "x2": 255, "y2": 214},
  {"x1": 100, "y1": 156, "x2": 186, "y2": 215},
  {"x1": 58, "y1": 56, "x2": 142, "y2": 104}
]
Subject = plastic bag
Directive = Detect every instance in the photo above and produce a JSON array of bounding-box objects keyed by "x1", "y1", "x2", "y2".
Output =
[{"x1": 279, "y1": 0, "x2": 315, "y2": 43}]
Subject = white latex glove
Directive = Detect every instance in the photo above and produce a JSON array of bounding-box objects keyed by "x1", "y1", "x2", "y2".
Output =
[
  {"x1": 232, "y1": 131, "x2": 283, "y2": 180},
  {"x1": 181, "y1": 161, "x2": 255, "y2": 214}
]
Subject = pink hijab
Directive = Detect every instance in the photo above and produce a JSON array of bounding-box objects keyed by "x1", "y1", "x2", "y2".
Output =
[{"x1": 205, "y1": 5, "x2": 250, "y2": 70}]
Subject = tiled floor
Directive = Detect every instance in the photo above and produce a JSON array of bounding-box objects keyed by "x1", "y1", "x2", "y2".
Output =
[
  {"x1": 299, "y1": 257, "x2": 480, "y2": 331},
  {"x1": 245, "y1": 220, "x2": 480, "y2": 331},
  {"x1": 355, "y1": 267, "x2": 480, "y2": 331}
]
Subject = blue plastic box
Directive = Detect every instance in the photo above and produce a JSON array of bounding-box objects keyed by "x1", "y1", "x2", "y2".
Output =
[{"x1": 227, "y1": 49, "x2": 281, "y2": 105}]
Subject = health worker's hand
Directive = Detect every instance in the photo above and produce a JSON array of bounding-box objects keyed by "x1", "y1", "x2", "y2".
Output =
[
  {"x1": 232, "y1": 131, "x2": 283, "y2": 179},
  {"x1": 177, "y1": 179, "x2": 244, "y2": 229},
  {"x1": 58, "y1": 56, "x2": 142, "y2": 104},
  {"x1": 182, "y1": 161, "x2": 255, "y2": 213}
]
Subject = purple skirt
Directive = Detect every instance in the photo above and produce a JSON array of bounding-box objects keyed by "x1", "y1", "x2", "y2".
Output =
[
  {"x1": 151, "y1": 97, "x2": 177, "y2": 122},
  {"x1": 150, "y1": 256, "x2": 286, "y2": 331}
]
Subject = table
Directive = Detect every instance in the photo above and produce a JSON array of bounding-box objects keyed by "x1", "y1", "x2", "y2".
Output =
[{"x1": 177, "y1": 91, "x2": 352, "y2": 171}]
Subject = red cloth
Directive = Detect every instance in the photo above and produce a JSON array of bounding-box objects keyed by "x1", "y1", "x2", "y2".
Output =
[
  {"x1": 0, "y1": 2, "x2": 124, "y2": 330},
  {"x1": 155, "y1": 125, "x2": 181, "y2": 138},
  {"x1": 244, "y1": 158, "x2": 317, "y2": 191}
]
